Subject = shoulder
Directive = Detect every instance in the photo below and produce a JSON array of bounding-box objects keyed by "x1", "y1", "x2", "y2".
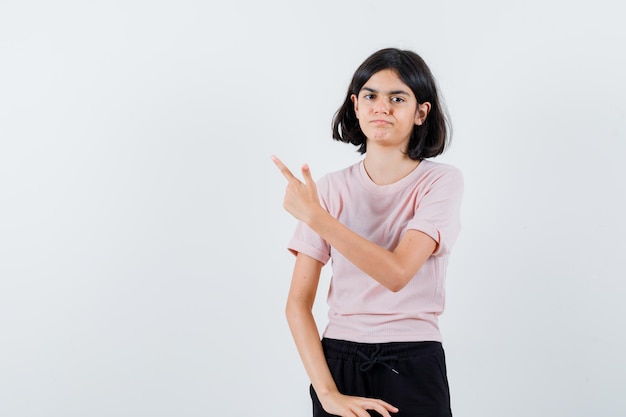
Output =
[
  {"x1": 420, "y1": 159, "x2": 462, "y2": 176},
  {"x1": 416, "y1": 160, "x2": 464, "y2": 198},
  {"x1": 314, "y1": 162, "x2": 361, "y2": 211},
  {"x1": 419, "y1": 159, "x2": 463, "y2": 184},
  {"x1": 316, "y1": 161, "x2": 361, "y2": 189}
]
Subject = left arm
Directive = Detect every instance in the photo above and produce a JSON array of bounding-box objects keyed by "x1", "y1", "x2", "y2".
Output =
[{"x1": 272, "y1": 156, "x2": 436, "y2": 292}]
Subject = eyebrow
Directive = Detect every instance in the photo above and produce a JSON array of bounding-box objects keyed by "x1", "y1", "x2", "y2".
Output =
[{"x1": 361, "y1": 87, "x2": 411, "y2": 96}]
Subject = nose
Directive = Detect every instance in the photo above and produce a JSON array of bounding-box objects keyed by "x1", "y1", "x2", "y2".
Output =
[{"x1": 373, "y1": 98, "x2": 390, "y2": 114}]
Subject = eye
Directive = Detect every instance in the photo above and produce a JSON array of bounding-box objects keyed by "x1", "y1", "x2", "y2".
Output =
[
  {"x1": 363, "y1": 93, "x2": 375, "y2": 100},
  {"x1": 391, "y1": 96, "x2": 405, "y2": 103}
]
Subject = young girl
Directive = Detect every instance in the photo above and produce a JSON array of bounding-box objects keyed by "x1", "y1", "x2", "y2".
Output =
[{"x1": 272, "y1": 47, "x2": 463, "y2": 417}]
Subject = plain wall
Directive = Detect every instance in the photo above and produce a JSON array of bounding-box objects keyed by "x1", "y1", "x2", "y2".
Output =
[{"x1": 1, "y1": 1, "x2": 625, "y2": 416}]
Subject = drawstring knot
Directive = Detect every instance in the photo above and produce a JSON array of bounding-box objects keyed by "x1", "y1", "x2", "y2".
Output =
[{"x1": 357, "y1": 345, "x2": 399, "y2": 375}]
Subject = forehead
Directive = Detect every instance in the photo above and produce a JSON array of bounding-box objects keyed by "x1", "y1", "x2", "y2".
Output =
[{"x1": 361, "y1": 69, "x2": 413, "y2": 94}]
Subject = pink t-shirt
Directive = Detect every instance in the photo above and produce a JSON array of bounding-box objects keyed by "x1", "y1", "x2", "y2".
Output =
[{"x1": 288, "y1": 159, "x2": 463, "y2": 344}]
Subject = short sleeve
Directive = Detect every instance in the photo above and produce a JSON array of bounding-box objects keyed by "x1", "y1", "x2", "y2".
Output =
[
  {"x1": 406, "y1": 166, "x2": 464, "y2": 256},
  {"x1": 287, "y1": 221, "x2": 331, "y2": 264}
]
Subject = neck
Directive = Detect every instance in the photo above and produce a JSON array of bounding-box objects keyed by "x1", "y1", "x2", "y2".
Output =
[{"x1": 363, "y1": 148, "x2": 420, "y2": 186}]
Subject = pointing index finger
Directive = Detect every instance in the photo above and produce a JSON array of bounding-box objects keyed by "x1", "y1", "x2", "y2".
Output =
[{"x1": 271, "y1": 155, "x2": 298, "y2": 182}]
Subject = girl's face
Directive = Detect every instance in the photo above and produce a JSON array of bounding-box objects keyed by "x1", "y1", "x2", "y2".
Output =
[{"x1": 351, "y1": 69, "x2": 430, "y2": 153}]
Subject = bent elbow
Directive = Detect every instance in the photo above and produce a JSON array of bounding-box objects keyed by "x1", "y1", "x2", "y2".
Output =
[
  {"x1": 388, "y1": 281, "x2": 408, "y2": 293},
  {"x1": 386, "y1": 268, "x2": 412, "y2": 293}
]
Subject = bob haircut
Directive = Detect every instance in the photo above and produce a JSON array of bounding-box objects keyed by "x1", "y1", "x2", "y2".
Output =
[{"x1": 332, "y1": 48, "x2": 451, "y2": 160}]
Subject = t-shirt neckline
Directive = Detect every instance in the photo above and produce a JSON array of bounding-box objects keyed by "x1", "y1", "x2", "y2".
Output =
[{"x1": 357, "y1": 159, "x2": 429, "y2": 194}]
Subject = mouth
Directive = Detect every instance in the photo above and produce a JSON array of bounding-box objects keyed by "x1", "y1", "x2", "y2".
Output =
[{"x1": 370, "y1": 119, "x2": 391, "y2": 125}]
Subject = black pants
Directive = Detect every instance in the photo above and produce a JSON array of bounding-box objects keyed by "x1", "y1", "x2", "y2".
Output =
[{"x1": 311, "y1": 338, "x2": 452, "y2": 417}]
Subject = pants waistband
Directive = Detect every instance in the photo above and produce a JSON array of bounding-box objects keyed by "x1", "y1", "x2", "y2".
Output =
[{"x1": 321, "y1": 338, "x2": 442, "y2": 361}]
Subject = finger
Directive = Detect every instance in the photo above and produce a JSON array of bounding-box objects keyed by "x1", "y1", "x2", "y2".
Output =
[
  {"x1": 376, "y1": 399, "x2": 398, "y2": 414},
  {"x1": 376, "y1": 400, "x2": 400, "y2": 416},
  {"x1": 301, "y1": 163, "x2": 315, "y2": 186},
  {"x1": 350, "y1": 406, "x2": 370, "y2": 417},
  {"x1": 271, "y1": 155, "x2": 298, "y2": 182},
  {"x1": 360, "y1": 399, "x2": 397, "y2": 417},
  {"x1": 371, "y1": 402, "x2": 397, "y2": 417},
  {"x1": 377, "y1": 399, "x2": 398, "y2": 411}
]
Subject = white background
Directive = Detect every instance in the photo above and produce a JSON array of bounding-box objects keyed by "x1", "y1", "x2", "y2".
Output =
[{"x1": 1, "y1": 1, "x2": 625, "y2": 416}]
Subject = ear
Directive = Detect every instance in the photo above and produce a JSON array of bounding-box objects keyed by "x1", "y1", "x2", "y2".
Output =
[
  {"x1": 351, "y1": 94, "x2": 359, "y2": 118},
  {"x1": 414, "y1": 102, "x2": 431, "y2": 126}
]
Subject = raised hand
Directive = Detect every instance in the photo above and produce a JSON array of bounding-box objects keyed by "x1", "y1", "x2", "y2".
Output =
[{"x1": 271, "y1": 155, "x2": 323, "y2": 223}]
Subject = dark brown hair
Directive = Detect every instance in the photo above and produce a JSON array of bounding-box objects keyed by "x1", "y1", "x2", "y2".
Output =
[{"x1": 332, "y1": 48, "x2": 451, "y2": 159}]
